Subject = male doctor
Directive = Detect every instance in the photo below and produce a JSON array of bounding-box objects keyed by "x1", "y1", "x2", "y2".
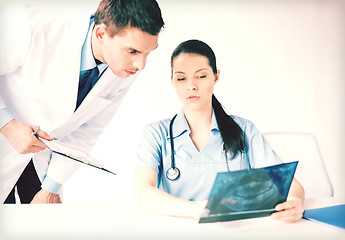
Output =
[{"x1": 0, "y1": 0, "x2": 164, "y2": 203}]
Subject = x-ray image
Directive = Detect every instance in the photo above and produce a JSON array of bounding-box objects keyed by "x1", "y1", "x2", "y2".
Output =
[{"x1": 199, "y1": 161, "x2": 298, "y2": 223}]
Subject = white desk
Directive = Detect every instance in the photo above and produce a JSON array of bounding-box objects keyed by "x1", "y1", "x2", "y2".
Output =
[{"x1": 0, "y1": 197, "x2": 344, "y2": 240}]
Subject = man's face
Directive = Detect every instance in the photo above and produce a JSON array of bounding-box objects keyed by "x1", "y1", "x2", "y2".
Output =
[{"x1": 94, "y1": 25, "x2": 159, "y2": 78}]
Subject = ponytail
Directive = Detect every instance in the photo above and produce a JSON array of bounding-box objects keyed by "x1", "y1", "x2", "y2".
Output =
[
  {"x1": 212, "y1": 94, "x2": 245, "y2": 158},
  {"x1": 170, "y1": 39, "x2": 245, "y2": 157}
]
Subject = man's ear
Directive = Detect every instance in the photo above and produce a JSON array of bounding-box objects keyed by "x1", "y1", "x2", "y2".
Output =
[{"x1": 93, "y1": 23, "x2": 108, "y2": 42}]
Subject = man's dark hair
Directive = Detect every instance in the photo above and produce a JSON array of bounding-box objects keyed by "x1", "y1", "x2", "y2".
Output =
[{"x1": 94, "y1": 0, "x2": 164, "y2": 36}]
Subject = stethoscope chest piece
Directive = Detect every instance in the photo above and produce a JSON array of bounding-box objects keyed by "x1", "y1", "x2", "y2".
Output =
[{"x1": 166, "y1": 167, "x2": 180, "y2": 181}]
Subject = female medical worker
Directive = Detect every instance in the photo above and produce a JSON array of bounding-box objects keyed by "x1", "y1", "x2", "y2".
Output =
[{"x1": 133, "y1": 40, "x2": 305, "y2": 223}]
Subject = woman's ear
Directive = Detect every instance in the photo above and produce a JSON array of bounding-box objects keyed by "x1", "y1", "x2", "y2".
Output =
[{"x1": 214, "y1": 69, "x2": 220, "y2": 84}]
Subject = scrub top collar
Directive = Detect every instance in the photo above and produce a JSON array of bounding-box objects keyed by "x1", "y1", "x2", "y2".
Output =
[{"x1": 168, "y1": 109, "x2": 220, "y2": 140}]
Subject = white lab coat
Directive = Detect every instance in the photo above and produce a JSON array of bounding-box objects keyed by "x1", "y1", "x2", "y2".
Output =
[{"x1": 0, "y1": 5, "x2": 137, "y2": 203}]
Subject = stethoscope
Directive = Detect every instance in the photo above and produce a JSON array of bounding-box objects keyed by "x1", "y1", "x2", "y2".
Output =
[{"x1": 166, "y1": 114, "x2": 244, "y2": 181}]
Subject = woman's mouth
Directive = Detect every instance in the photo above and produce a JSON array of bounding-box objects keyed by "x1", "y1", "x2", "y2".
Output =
[{"x1": 186, "y1": 95, "x2": 200, "y2": 101}]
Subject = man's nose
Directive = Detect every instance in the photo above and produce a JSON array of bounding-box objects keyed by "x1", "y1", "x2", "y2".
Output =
[{"x1": 133, "y1": 56, "x2": 146, "y2": 71}]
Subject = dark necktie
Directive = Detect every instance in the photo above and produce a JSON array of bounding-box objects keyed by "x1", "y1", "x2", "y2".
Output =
[{"x1": 76, "y1": 66, "x2": 99, "y2": 109}]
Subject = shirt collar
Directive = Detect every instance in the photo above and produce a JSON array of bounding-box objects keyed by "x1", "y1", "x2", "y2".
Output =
[
  {"x1": 168, "y1": 109, "x2": 219, "y2": 139},
  {"x1": 211, "y1": 109, "x2": 219, "y2": 132},
  {"x1": 80, "y1": 15, "x2": 107, "y2": 73}
]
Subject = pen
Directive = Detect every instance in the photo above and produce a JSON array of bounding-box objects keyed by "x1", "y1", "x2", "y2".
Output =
[{"x1": 33, "y1": 125, "x2": 40, "y2": 138}]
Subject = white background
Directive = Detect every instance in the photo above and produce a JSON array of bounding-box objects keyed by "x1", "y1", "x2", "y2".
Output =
[{"x1": 6, "y1": 0, "x2": 345, "y2": 201}]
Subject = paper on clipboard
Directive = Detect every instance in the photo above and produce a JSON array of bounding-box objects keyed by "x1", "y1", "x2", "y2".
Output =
[{"x1": 38, "y1": 138, "x2": 116, "y2": 175}]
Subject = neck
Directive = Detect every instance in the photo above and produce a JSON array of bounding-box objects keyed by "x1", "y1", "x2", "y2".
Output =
[
  {"x1": 91, "y1": 29, "x2": 103, "y2": 63},
  {"x1": 183, "y1": 106, "x2": 213, "y2": 152},
  {"x1": 184, "y1": 107, "x2": 212, "y2": 134}
]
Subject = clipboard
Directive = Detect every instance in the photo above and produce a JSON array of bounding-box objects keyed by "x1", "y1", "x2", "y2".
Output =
[
  {"x1": 36, "y1": 137, "x2": 116, "y2": 175},
  {"x1": 199, "y1": 161, "x2": 298, "y2": 223}
]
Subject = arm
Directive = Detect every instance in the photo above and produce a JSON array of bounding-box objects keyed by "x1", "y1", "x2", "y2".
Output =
[
  {"x1": 33, "y1": 84, "x2": 134, "y2": 203},
  {"x1": 0, "y1": 5, "x2": 54, "y2": 153},
  {"x1": 271, "y1": 178, "x2": 305, "y2": 223},
  {"x1": 240, "y1": 119, "x2": 305, "y2": 222},
  {"x1": 133, "y1": 168, "x2": 207, "y2": 219}
]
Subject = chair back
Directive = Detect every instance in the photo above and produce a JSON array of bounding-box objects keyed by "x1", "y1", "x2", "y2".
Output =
[{"x1": 263, "y1": 132, "x2": 334, "y2": 198}]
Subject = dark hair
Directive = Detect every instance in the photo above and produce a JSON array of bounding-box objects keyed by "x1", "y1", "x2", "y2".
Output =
[
  {"x1": 94, "y1": 0, "x2": 164, "y2": 37},
  {"x1": 171, "y1": 39, "x2": 245, "y2": 158}
]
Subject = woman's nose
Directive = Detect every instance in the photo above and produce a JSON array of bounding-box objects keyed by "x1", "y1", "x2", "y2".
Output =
[{"x1": 187, "y1": 81, "x2": 197, "y2": 91}]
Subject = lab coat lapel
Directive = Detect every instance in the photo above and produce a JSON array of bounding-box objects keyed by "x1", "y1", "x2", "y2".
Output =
[{"x1": 50, "y1": 68, "x2": 116, "y2": 138}]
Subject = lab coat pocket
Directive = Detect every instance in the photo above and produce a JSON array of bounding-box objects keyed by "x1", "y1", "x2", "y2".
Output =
[
  {"x1": 76, "y1": 96, "x2": 112, "y2": 126},
  {"x1": 52, "y1": 96, "x2": 113, "y2": 139}
]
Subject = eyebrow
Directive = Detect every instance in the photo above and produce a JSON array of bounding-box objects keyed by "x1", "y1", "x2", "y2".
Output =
[
  {"x1": 127, "y1": 44, "x2": 159, "y2": 54},
  {"x1": 174, "y1": 68, "x2": 209, "y2": 74}
]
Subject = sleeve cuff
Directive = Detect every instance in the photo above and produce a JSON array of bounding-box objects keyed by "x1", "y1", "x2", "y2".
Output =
[
  {"x1": 41, "y1": 175, "x2": 62, "y2": 194},
  {"x1": 0, "y1": 108, "x2": 14, "y2": 128}
]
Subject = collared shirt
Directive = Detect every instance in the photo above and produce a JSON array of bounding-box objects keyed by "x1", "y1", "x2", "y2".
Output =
[
  {"x1": 80, "y1": 15, "x2": 107, "y2": 79},
  {"x1": 0, "y1": 108, "x2": 14, "y2": 128},
  {"x1": 136, "y1": 109, "x2": 282, "y2": 201},
  {"x1": 41, "y1": 15, "x2": 106, "y2": 193}
]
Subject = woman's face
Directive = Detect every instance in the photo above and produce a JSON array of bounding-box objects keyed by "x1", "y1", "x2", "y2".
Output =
[{"x1": 171, "y1": 53, "x2": 219, "y2": 112}]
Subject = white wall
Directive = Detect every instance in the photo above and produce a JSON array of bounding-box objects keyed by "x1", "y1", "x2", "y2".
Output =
[{"x1": 10, "y1": 0, "x2": 345, "y2": 201}]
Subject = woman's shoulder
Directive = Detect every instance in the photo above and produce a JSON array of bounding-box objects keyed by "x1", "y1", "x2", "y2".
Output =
[
  {"x1": 230, "y1": 115, "x2": 252, "y2": 127},
  {"x1": 229, "y1": 115, "x2": 259, "y2": 134},
  {"x1": 142, "y1": 117, "x2": 171, "y2": 138}
]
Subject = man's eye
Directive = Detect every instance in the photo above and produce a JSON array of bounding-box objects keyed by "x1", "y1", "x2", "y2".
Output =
[{"x1": 177, "y1": 78, "x2": 185, "y2": 81}]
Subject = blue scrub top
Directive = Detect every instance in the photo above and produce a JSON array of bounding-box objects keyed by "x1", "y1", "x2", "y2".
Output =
[{"x1": 136, "y1": 109, "x2": 282, "y2": 201}]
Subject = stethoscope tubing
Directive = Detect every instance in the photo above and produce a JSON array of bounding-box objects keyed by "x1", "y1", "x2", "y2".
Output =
[{"x1": 166, "y1": 114, "x2": 244, "y2": 181}]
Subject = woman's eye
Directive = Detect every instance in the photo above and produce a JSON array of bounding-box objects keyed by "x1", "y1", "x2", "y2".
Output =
[
  {"x1": 129, "y1": 49, "x2": 138, "y2": 54},
  {"x1": 199, "y1": 75, "x2": 206, "y2": 79},
  {"x1": 177, "y1": 78, "x2": 185, "y2": 81}
]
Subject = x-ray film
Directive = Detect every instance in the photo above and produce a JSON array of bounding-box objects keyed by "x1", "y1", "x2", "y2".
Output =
[{"x1": 199, "y1": 161, "x2": 298, "y2": 223}]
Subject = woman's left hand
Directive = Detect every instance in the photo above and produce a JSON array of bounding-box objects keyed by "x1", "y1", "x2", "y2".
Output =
[{"x1": 271, "y1": 197, "x2": 304, "y2": 223}]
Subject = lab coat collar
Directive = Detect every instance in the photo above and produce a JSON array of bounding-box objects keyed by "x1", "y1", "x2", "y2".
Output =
[{"x1": 80, "y1": 15, "x2": 96, "y2": 71}]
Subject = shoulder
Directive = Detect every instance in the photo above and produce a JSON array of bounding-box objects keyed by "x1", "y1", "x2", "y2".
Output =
[
  {"x1": 230, "y1": 115, "x2": 255, "y2": 130},
  {"x1": 25, "y1": 5, "x2": 91, "y2": 39},
  {"x1": 230, "y1": 115, "x2": 264, "y2": 138},
  {"x1": 138, "y1": 117, "x2": 170, "y2": 145},
  {"x1": 142, "y1": 118, "x2": 170, "y2": 139}
]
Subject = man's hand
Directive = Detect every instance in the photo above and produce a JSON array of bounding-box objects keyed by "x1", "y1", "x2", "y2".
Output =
[
  {"x1": 0, "y1": 119, "x2": 54, "y2": 154},
  {"x1": 30, "y1": 189, "x2": 62, "y2": 204},
  {"x1": 271, "y1": 197, "x2": 304, "y2": 223}
]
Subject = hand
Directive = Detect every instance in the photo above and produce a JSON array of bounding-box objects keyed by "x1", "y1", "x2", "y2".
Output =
[
  {"x1": 0, "y1": 119, "x2": 54, "y2": 154},
  {"x1": 192, "y1": 200, "x2": 208, "y2": 219},
  {"x1": 271, "y1": 197, "x2": 304, "y2": 223},
  {"x1": 30, "y1": 189, "x2": 62, "y2": 204}
]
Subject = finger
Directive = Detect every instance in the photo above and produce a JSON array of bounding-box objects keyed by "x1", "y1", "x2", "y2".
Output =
[
  {"x1": 20, "y1": 145, "x2": 46, "y2": 154},
  {"x1": 36, "y1": 129, "x2": 54, "y2": 141},
  {"x1": 275, "y1": 200, "x2": 297, "y2": 211},
  {"x1": 271, "y1": 211, "x2": 303, "y2": 223},
  {"x1": 272, "y1": 205, "x2": 304, "y2": 222},
  {"x1": 30, "y1": 135, "x2": 48, "y2": 149}
]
